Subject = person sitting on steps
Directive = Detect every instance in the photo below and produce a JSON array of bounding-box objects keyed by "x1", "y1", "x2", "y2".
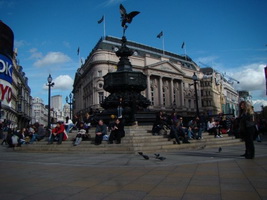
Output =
[
  {"x1": 48, "y1": 121, "x2": 65, "y2": 145},
  {"x1": 73, "y1": 122, "x2": 86, "y2": 146},
  {"x1": 94, "y1": 119, "x2": 107, "y2": 145},
  {"x1": 108, "y1": 118, "x2": 125, "y2": 144},
  {"x1": 169, "y1": 121, "x2": 190, "y2": 144}
]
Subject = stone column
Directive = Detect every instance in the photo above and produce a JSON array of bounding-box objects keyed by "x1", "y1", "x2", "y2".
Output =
[
  {"x1": 159, "y1": 76, "x2": 163, "y2": 107},
  {"x1": 170, "y1": 78, "x2": 174, "y2": 106},
  {"x1": 180, "y1": 81, "x2": 185, "y2": 107},
  {"x1": 146, "y1": 75, "x2": 151, "y2": 101}
]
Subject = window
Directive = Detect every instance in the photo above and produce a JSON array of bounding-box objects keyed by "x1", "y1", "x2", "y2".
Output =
[
  {"x1": 188, "y1": 99, "x2": 191, "y2": 108},
  {"x1": 173, "y1": 88, "x2": 176, "y2": 105},
  {"x1": 98, "y1": 92, "x2": 104, "y2": 104},
  {"x1": 98, "y1": 70, "x2": 102, "y2": 77},
  {"x1": 163, "y1": 87, "x2": 166, "y2": 106},
  {"x1": 151, "y1": 87, "x2": 154, "y2": 105}
]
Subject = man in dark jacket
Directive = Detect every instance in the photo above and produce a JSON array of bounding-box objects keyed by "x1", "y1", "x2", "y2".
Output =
[{"x1": 94, "y1": 119, "x2": 107, "y2": 145}]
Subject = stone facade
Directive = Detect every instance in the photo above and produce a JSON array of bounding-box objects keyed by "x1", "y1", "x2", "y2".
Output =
[
  {"x1": 73, "y1": 37, "x2": 241, "y2": 116},
  {"x1": 73, "y1": 36, "x2": 204, "y2": 117},
  {"x1": 31, "y1": 97, "x2": 47, "y2": 125},
  {"x1": 200, "y1": 67, "x2": 239, "y2": 116}
]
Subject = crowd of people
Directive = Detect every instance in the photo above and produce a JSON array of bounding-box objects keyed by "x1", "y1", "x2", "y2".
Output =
[
  {"x1": 152, "y1": 111, "x2": 207, "y2": 143},
  {"x1": 0, "y1": 101, "x2": 266, "y2": 159},
  {"x1": 0, "y1": 122, "x2": 47, "y2": 148},
  {"x1": 71, "y1": 112, "x2": 125, "y2": 146},
  {"x1": 0, "y1": 111, "x2": 126, "y2": 148},
  {"x1": 151, "y1": 101, "x2": 266, "y2": 159}
]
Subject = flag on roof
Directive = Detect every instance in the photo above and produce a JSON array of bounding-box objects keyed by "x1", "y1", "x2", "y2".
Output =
[
  {"x1": 98, "y1": 15, "x2": 104, "y2": 24},
  {"x1": 157, "y1": 31, "x2": 163, "y2": 38},
  {"x1": 181, "y1": 42, "x2": 185, "y2": 49}
]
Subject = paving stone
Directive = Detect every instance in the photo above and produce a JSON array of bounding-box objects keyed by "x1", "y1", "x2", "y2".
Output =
[{"x1": 0, "y1": 135, "x2": 266, "y2": 200}]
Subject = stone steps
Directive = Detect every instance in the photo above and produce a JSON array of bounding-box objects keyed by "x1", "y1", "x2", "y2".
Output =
[{"x1": 7, "y1": 125, "x2": 243, "y2": 154}]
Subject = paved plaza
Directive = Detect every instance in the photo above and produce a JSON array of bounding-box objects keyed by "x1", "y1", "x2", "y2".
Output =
[{"x1": 0, "y1": 139, "x2": 267, "y2": 200}]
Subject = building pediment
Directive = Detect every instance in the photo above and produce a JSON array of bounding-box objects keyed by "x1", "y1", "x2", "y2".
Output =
[{"x1": 145, "y1": 61, "x2": 185, "y2": 75}]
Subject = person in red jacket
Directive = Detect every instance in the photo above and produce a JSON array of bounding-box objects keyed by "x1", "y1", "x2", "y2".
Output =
[{"x1": 48, "y1": 122, "x2": 65, "y2": 144}]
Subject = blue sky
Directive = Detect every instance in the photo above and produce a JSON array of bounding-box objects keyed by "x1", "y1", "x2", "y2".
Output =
[{"x1": 1, "y1": 0, "x2": 267, "y2": 111}]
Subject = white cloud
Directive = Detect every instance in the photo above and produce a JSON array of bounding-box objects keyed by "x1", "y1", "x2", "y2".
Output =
[
  {"x1": 14, "y1": 40, "x2": 28, "y2": 48},
  {"x1": 222, "y1": 63, "x2": 267, "y2": 112},
  {"x1": 252, "y1": 99, "x2": 267, "y2": 112},
  {"x1": 33, "y1": 52, "x2": 71, "y2": 67},
  {"x1": 43, "y1": 75, "x2": 73, "y2": 91},
  {"x1": 231, "y1": 64, "x2": 265, "y2": 92},
  {"x1": 53, "y1": 75, "x2": 73, "y2": 90},
  {"x1": 29, "y1": 48, "x2": 43, "y2": 59}
]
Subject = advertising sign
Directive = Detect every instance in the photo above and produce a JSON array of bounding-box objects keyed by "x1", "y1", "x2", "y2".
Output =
[
  {"x1": 0, "y1": 54, "x2": 13, "y2": 105},
  {"x1": 0, "y1": 21, "x2": 14, "y2": 107}
]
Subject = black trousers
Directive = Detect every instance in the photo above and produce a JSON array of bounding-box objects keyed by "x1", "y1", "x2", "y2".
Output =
[
  {"x1": 109, "y1": 130, "x2": 122, "y2": 143},
  {"x1": 50, "y1": 132, "x2": 63, "y2": 144},
  {"x1": 95, "y1": 134, "x2": 103, "y2": 144},
  {"x1": 244, "y1": 127, "x2": 255, "y2": 158}
]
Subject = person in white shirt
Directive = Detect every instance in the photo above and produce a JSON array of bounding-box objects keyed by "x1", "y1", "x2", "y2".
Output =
[
  {"x1": 207, "y1": 117, "x2": 222, "y2": 138},
  {"x1": 65, "y1": 116, "x2": 74, "y2": 133}
]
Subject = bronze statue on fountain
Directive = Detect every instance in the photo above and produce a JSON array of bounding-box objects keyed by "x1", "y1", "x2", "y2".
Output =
[{"x1": 101, "y1": 4, "x2": 151, "y2": 124}]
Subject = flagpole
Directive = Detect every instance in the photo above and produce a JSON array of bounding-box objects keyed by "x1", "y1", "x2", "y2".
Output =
[
  {"x1": 77, "y1": 47, "x2": 81, "y2": 67},
  {"x1": 156, "y1": 31, "x2": 164, "y2": 55},
  {"x1": 103, "y1": 15, "x2": 106, "y2": 38},
  {"x1": 79, "y1": 53, "x2": 81, "y2": 66},
  {"x1": 182, "y1": 42, "x2": 187, "y2": 61},
  {"x1": 184, "y1": 43, "x2": 186, "y2": 59},
  {"x1": 162, "y1": 35, "x2": 165, "y2": 55}
]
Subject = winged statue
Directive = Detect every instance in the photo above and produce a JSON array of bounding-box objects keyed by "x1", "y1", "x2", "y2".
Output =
[{"x1": 120, "y1": 4, "x2": 140, "y2": 35}]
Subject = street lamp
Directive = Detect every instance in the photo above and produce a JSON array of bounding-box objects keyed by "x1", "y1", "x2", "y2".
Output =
[
  {"x1": 47, "y1": 74, "x2": 54, "y2": 129},
  {"x1": 192, "y1": 72, "x2": 200, "y2": 117},
  {"x1": 65, "y1": 93, "x2": 73, "y2": 120}
]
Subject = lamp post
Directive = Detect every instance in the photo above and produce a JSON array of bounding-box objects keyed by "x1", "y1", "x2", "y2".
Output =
[
  {"x1": 47, "y1": 74, "x2": 54, "y2": 129},
  {"x1": 192, "y1": 72, "x2": 200, "y2": 117},
  {"x1": 65, "y1": 93, "x2": 73, "y2": 120}
]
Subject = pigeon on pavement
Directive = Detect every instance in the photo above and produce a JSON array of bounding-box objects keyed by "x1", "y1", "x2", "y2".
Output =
[
  {"x1": 138, "y1": 152, "x2": 149, "y2": 160},
  {"x1": 157, "y1": 156, "x2": 166, "y2": 161},
  {"x1": 154, "y1": 153, "x2": 166, "y2": 161},
  {"x1": 154, "y1": 153, "x2": 160, "y2": 158}
]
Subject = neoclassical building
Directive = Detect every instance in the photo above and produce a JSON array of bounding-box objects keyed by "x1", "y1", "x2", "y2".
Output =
[{"x1": 73, "y1": 36, "x2": 207, "y2": 117}]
